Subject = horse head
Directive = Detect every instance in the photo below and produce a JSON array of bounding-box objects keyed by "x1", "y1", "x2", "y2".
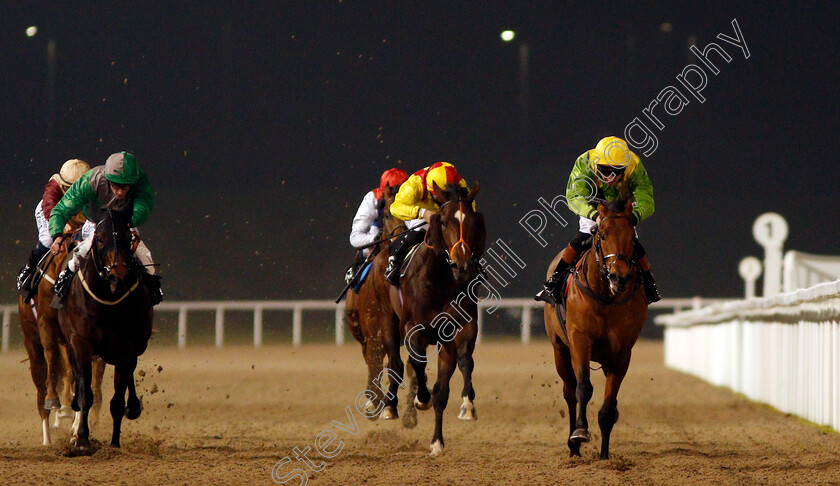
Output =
[
  {"x1": 595, "y1": 197, "x2": 636, "y2": 295},
  {"x1": 427, "y1": 182, "x2": 485, "y2": 284},
  {"x1": 92, "y1": 206, "x2": 137, "y2": 294},
  {"x1": 381, "y1": 182, "x2": 407, "y2": 238}
]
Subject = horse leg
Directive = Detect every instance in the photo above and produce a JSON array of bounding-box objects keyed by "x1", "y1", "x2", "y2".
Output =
[
  {"x1": 22, "y1": 317, "x2": 51, "y2": 445},
  {"x1": 90, "y1": 356, "x2": 107, "y2": 427},
  {"x1": 360, "y1": 338, "x2": 386, "y2": 419},
  {"x1": 69, "y1": 337, "x2": 94, "y2": 455},
  {"x1": 55, "y1": 344, "x2": 75, "y2": 425},
  {"x1": 379, "y1": 334, "x2": 404, "y2": 420},
  {"x1": 38, "y1": 319, "x2": 62, "y2": 410},
  {"x1": 552, "y1": 342, "x2": 580, "y2": 457},
  {"x1": 429, "y1": 343, "x2": 458, "y2": 457},
  {"x1": 456, "y1": 337, "x2": 477, "y2": 420},
  {"x1": 598, "y1": 350, "x2": 632, "y2": 460},
  {"x1": 401, "y1": 362, "x2": 419, "y2": 429},
  {"x1": 125, "y1": 361, "x2": 142, "y2": 419},
  {"x1": 569, "y1": 333, "x2": 594, "y2": 446},
  {"x1": 406, "y1": 329, "x2": 432, "y2": 411}
]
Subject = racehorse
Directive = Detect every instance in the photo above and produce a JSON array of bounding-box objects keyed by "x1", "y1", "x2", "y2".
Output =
[
  {"x1": 390, "y1": 182, "x2": 485, "y2": 456},
  {"x1": 19, "y1": 232, "x2": 105, "y2": 445},
  {"x1": 544, "y1": 197, "x2": 647, "y2": 460},
  {"x1": 345, "y1": 184, "x2": 409, "y2": 422},
  {"x1": 57, "y1": 206, "x2": 154, "y2": 455}
]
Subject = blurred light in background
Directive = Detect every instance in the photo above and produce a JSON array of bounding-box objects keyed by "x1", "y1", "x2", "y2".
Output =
[
  {"x1": 500, "y1": 30, "x2": 515, "y2": 42},
  {"x1": 26, "y1": 26, "x2": 38, "y2": 37}
]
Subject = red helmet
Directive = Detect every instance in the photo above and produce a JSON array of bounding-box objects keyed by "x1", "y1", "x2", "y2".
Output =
[{"x1": 379, "y1": 168, "x2": 408, "y2": 194}]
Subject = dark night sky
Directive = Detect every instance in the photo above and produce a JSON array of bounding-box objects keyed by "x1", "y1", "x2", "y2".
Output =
[{"x1": 1, "y1": 1, "x2": 838, "y2": 303}]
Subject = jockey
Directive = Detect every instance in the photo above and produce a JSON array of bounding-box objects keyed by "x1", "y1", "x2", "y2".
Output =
[
  {"x1": 345, "y1": 168, "x2": 409, "y2": 284},
  {"x1": 16, "y1": 159, "x2": 91, "y2": 300},
  {"x1": 384, "y1": 161, "x2": 470, "y2": 286},
  {"x1": 48, "y1": 152, "x2": 162, "y2": 306},
  {"x1": 535, "y1": 136, "x2": 661, "y2": 305}
]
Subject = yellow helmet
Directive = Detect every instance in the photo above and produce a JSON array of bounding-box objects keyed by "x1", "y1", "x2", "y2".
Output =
[
  {"x1": 421, "y1": 162, "x2": 463, "y2": 196},
  {"x1": 588, "y1": 136, "x2": 639, "y2": 172},
  {"x1": 58, "y1": 159, "x2": 90, "y2": 189}
]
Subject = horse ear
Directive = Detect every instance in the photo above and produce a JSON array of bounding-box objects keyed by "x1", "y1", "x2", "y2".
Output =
[
  {"x1": 432, "y1": 181, "x2": 445, "y2": 205},
  {"x1": 597, "y1": 202, "x2": 607, "y2": 216},
  {"x1": 467, "y1": 181, "x2": 480, "y2": 203},
  {"x1": 426, "y1": 212, "x2": 446, "y2": 253}
]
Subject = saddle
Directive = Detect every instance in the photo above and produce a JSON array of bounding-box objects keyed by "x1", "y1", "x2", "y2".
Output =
[{"x1": 398, "y1": 242, "x2": 423, "y2": 281}]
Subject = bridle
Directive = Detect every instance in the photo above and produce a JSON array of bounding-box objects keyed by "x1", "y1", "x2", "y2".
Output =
[
  {"x1": 574, "y1": 213, "x2": 640, "y2": 306},
  {"x1": 593, "y1": 214, "x2": 635, "y2": 278},
  {"x1": 425, "y1": 198, "x2": 471, "y2": 265},
  {"x1": 91, "y1": 210, "x2": 136, "y2": 280}
]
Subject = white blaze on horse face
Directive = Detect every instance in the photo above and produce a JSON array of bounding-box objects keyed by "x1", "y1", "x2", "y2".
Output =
[{"x1": 453, "y1": 210, "x2": 464, "y2": 223}]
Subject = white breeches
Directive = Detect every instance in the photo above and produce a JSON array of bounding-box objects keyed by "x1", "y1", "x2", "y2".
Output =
[{"x1": 69, "y1": 223, "x2": 155, "y2": 275}]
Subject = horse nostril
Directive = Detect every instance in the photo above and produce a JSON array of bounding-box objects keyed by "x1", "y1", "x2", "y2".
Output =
[{"x1": 608, "y1": 273, "x2": 618, "y2": 283}]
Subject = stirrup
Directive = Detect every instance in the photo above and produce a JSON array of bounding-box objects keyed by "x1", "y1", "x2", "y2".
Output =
[
  {"x1": 384, "y1": 256, "x2": 399, "y2": 286},
  {"x1": 534, "y1": 287, "x2": 557, "y2": 306}
]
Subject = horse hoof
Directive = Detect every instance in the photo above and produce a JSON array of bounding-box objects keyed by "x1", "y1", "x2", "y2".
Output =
[
  {"x1": 380, "y1": 406, "x2": 398, "y2": 420},
  {"x1": 57, "y1": 406, "x2": 74, "y2": 420},
  {"x1": 414, "y1": 396, "x2": 432, "y2": 411},
  {"x1": 69, "y1": 443, "x2": 91, "y2": 456},
  {"x1": 429, "y1": 440, "x2": 445, "y2": 457},
  {"x1": 44, "y1": 398, "x2": 61, "y2": 410},
  {"x1": 457, "y1": 397, "x2": 476, "y2": 420},
  {"x1": 125, "y1": 407, "x2": 142, "y2": 420},
  {"x1": 401, "y1": 409, "x2": 418, "y2": 429},
  {"x1": 570, "y1": 428, "x2": 590, "y2": 443}
]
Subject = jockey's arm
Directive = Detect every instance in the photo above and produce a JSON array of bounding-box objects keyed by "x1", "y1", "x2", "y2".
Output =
[
  {"x1": 130, "y1": 173, "x2": 155, "y2": 227},
  {"x1": 48, "y1": 172, "x2": 93, "y2": 240},
  {"x1": 565, "y1": 153, "x2": 598, "y2": 220},
  {"x1": 349, "y1": 191, "x2": 380, "y2": 248},
  {"x1": 389, "y1": 175, "x2": 426, "y2": 221},
  {"x1": 628, "y1": 160, "x2": 655, "y2": 224}
]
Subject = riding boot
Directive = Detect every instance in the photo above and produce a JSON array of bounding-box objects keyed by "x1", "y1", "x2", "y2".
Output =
[
  {"x1": 17, "y1": 243, "x2": 49, "y2": 299},
  {"x1": 535, "y1": 244, "x2": 579, "y2": 305},
  {"x1": 143, "y1": 273, "x2": 164, "y2": 306},
  {"x1": 50, "y1": 268, "x2": 76, "y2": 309},
  {"x1": 641, "y1": 270, "x2": 661, "y2": 304},
  {"x1": 534, "y1": 260, "x2": 572, "y2": 306},
  {"x1": 345, "y1": 252, "x2": 366, "y2": 285},
  {"x1": 384, "y1": 229, "x2": 424, "y2": 287}
]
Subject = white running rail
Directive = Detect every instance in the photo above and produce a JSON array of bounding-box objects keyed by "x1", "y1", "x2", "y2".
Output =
[
  {"x1": 2, "y1": 297, "x2": 728, "y2": 352},
  {"x1": 656, "y1": 280, "x2": 840, "y2": 433}
]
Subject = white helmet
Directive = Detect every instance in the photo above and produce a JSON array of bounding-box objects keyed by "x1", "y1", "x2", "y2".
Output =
[{"x1": 58, "y1": 159, "x2": 90, "y2": 189}]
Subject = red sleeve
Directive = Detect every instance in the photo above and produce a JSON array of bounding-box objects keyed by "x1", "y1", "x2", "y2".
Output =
[{"x1": 41, "y1": 180, "x2": 64, "y2": 220}]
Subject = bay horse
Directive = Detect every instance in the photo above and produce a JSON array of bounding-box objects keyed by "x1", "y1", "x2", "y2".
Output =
[
  {"x1": 390, "y1": 182, "x2": 485, "y2": 456},
  {"x1": 544, "y1": 197, "x2": 647, "y2": 460},
  {"x1": 19, "y1": 229, "x2": 105, "y2": 445},
  {"x1": 58, "y1": 206, "x2": 154, "y2": 455},
  {"x1": 345, "y1": 183, "x2": 408, "y2": 422}
]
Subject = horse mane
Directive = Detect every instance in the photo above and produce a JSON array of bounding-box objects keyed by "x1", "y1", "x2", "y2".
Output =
[{"x1": 604, "y1": 196, "x2": 630, "y2": 214}]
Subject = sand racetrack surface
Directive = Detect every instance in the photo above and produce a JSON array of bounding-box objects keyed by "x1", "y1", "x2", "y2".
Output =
[{"x1": 1, "y1": 339, "x2": 839, "y2": 485}]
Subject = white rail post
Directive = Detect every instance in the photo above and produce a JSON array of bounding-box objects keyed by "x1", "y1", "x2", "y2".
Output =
[
  {"x1": 476, "y1": 306, "x2": 484, "y2": 344},
  {"x1": 215, "y1": 307, "x2": 225, "y2": 348},
  {"x1": 521, "y1": 304, "x2": 532, "y2": 344},
  {"x1": 254, "y1": 306, "x2": 263, "y2": 348},
  {"x1": 292, "y1": 305, "x2": 302, "y2": 347},
  {"x1": 178, "y1": 307, "x2": 187, "y2": 349},
  {"x1": 2, "y1": 308, "x2": 10, "y2": 353},
  {"x1": 335, "y1": 306, "x2": 344, "y2": 346}
]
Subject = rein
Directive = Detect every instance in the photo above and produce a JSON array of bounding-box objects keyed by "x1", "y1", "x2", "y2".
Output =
[{"x1": 82, "y1": 210, "x2": 140, "y2": 305}]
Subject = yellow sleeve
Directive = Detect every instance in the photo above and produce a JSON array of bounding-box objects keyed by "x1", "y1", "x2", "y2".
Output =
[{"x1": 389, "y1": 174, "x2": 425, "y2": 221}]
